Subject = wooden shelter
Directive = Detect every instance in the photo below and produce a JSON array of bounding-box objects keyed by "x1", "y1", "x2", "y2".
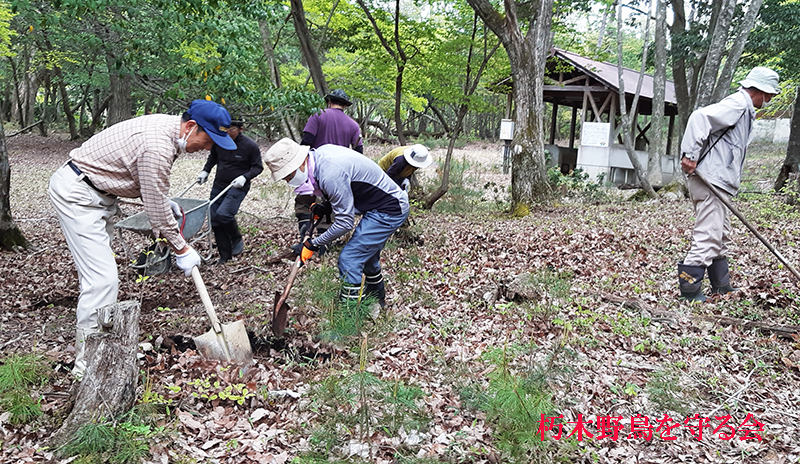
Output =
[{"x1": 499, "y1": 48, "x2": 679, "y2": 185}]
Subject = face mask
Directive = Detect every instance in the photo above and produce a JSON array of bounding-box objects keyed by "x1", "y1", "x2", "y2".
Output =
[
  {"x1": 759, "y1": 99, "x2": 771, "y2": 109},
  {"x1": 177, "y1": 126, "x2": 196, "y2": 154},
  {"x1": 287, "y1": 166, "x2": 308, "y2": 188}
]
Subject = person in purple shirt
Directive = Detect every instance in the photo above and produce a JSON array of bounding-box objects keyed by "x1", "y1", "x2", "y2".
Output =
[{"x1": 296, "y1": 90, "x2": 364, "y2": 239}]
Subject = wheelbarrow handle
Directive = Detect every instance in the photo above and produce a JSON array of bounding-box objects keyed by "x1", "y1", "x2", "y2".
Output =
[
  {"x1": 177, "y1": 180, "x2": 199, "y2": 198},
  {"x1": 209, "y1": 182, "x2": 235, "y2": 207},
  {"x1": 693, "y1": 171, "x2": 800, "y2": 283}
]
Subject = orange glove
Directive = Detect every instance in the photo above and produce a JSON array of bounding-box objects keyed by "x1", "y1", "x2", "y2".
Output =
[{"x1": 291, "y1": 239, "x2": 319, "y2": 264}]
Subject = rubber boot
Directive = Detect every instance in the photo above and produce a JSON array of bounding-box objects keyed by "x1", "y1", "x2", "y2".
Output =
[
  {"x1": 708, "y1": 257, "x2": 738, "y2": 294},
  {"x1": 229, "y1": 220, "x2": 244, "y2": 257},
  {"x1": 364, "y1": 272, "x2": 385, "y2": 320},
  {"x1": 338, "y1": 282, "x2": 362, "y2": 311},
  {"x1": 678, "y1": 262, "x2": 707, "y2": 302},
  {"x1": 72, "y1": 326, "x2": 101, "y2": 380},
  {"x1": 213, "y1": 225, "x2": 232, "y2": 264}
]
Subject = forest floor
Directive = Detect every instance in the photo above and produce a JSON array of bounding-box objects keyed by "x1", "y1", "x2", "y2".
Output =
[{"x1": 1, "y1": 133, "x2": 799, "y2": 464}]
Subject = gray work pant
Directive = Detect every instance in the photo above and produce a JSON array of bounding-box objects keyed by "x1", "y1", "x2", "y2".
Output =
[
  {"x1": 48, "y1": 164, "x2": 119, "y2": 330},
  {"x1": 684, "y1": 175, "x2": 732, "y2": 267}
]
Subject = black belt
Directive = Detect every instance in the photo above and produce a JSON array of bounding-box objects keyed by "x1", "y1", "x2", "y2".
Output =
[{"x1": 67, "y1": 161, "x2": 112, "y2": 196}]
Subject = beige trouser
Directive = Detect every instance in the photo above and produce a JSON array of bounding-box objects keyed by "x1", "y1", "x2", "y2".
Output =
[
  {"x1": 48, "y1": 164, "x2": 119, "y2": 330},
  {"x1": 684, "y1": 175, "x2": 732, "y2": 267}
]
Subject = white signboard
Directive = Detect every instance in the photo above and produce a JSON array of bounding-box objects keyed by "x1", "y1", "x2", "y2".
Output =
[
  {"x1": 499, "y1": 119, "x2": 515, "y2": 140},
  {"x1": 581, "y1": 122, "x2": 611, "y2": 147}
]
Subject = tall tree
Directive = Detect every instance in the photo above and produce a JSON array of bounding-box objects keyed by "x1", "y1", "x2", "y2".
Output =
[
  {"x1": 466, "y1": 0, "x2": 555, "y2": 208},
  {"x1": 0, "y1": 2, "x2": 26, "y2": 250},
  {"x1": 355, "y1": 0, "x2": 421, "y2": 145},
  {"x1": 291, "y1": 0, "x2": 328, "y2": 96},
  {"x1": 423, "y1": 12, "x2": 500, "y2": 209},
  {"x1": 669, "y1": 0, "x2": 764, "y2": 133},
  {"x1": 616, "y1": 1, "x2": 657, "y2": 198},
  {"x1": 648, "y1": 0, "x2": 667, "y2": 186}
]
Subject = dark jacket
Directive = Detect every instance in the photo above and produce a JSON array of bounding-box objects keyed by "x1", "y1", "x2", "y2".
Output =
[{"x1": 203, "y1": 133, "x2": 263, "y2": 189}]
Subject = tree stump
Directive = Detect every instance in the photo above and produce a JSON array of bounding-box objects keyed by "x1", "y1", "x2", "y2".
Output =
[{"x1": 50, "y1": 300, "x2": 141, "y2": 447}]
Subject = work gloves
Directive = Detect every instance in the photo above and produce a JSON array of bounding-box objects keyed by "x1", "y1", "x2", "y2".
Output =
[
  {"x1": 231, "y1": 175, "x2": 247, "y2": 189},
  {"x1": 169, "y1": 200, "x2": 183, "y2": 219},
  {"x1": 401, "y1": 178, "x2": 410, "y2": 191},
  {"x1": 175, "y1": 247, "x2": 201, "y2": 276},
  {"x1": 310, "y1": 201, "x2": 332, "y2": 220},
  {"x1": 197, "y1": 171, "x2": 209, "y2": 185},
  {"x1": 291, "y1": 239, "x2": 319, "y2": 265}
]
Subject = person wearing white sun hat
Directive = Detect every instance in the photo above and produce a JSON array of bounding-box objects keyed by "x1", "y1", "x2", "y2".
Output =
[
  {"x1": 264, "y1": 138, "x2": 409, "y2": 312},
  {"x1": 377, "y1": 144, "x2": 433, "y2": 191},
  {"x1": 677, "y1": 66, "x2": 780, "y2": 302}
]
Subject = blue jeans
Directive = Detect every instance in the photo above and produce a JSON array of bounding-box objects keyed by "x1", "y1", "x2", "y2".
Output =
[
  {"x1": 209, "y1": 184, "x2": 249, "y2": 228},
  {"x1": 338, "y1": 210, "x2": 409, "y2": 284}
]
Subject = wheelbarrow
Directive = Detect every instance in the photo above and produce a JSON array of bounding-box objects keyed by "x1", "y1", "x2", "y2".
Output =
[{"x1": 115, "y1": 181, "x2": 234, "y2": 273}]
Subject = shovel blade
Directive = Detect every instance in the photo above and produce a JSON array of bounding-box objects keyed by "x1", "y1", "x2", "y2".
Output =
[
  {"x1": 272, "y1": 291, "x2": 291, "y2": 336},
  {"x1": 194, "y1": 320, "x2": 253, "y2": 363}
]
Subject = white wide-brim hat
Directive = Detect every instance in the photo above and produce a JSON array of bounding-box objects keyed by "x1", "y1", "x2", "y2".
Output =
[
  {"x1": 264, "y1": 138, "x2": 310, "y2": 181},
  {"x1": 739, "y1": 67, "x2": 780, "y2": 95},
  {"x1": 403, "y1": 144, "x2": 432, "y2": 168}
]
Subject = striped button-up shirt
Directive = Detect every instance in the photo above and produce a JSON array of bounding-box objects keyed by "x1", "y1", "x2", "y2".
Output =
[{"x1": 69, "y1": 114, "x2": 187, "y2": 250}]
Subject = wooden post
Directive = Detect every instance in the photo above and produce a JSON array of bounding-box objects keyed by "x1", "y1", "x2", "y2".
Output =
[
  {"x1": 569, "y1": 106, "x2": 578, "y2": 149},
  {"x1": 549, "y1": 102, "x2": 558, "y2": 144},
  {"x1": 51, "y1": 300, "x2": 141, "y2": 447}
]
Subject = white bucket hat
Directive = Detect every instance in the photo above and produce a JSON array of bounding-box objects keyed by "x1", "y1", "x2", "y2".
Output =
[
  {"x1": 403, "y1": 144, "x2": 432, "y2": 168},
  {"x1": 739, "y1": 67, "x2": 780, "y2": 95},
  {"x1": 264, "y1": 138, "x2": 310, "y2": 181}
]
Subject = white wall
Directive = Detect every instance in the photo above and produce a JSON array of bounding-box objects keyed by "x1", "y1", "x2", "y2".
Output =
[{"x1": 753, "y1": 118, "x2": 790, "y2": 144}]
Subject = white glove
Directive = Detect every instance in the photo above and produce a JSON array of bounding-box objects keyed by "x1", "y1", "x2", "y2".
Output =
[
  {"x1": 175, "y1": 247, "x2": 201, "y2": 276},
  {"x1": 169, "y1": 200, "x2": 183, "y2": 219},
  {"x1": 401, "y1": 178, "x2": 410, "y2": 191},
  {"x1": 231, "y1": 175, "x2": 246, "y2": 189},
  {"x1": 197, "y1": 171, "x2": 209, "y2": 184}
]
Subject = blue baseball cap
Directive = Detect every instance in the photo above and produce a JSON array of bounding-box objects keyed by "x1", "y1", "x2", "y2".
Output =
[{"x1": 186, "y1": 100, "x2": 236, "y2": 150}]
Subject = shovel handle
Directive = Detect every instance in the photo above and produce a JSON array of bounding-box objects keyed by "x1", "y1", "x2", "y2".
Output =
[
  {"x1": 191, "y1": 266, "x2": 223, "y2": 333},
  {"x1": 272, "y1": 217, "x2": 322, "y2": 319},
  {"x1": 274, "y1": 258, "x2": 303, "y2": 318},
  {"x1": 694, "y1": 172, "x2": 800, "y2": 282}
]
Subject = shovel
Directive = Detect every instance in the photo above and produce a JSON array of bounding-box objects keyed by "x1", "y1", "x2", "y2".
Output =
[
  {"x1": 272, "y1": 219, "x2": 320, "y2": 336},
  {"x1": 191, "y1": 266, "x2": 253, "y2": 362},
  {"x1": 693, "y1": 171, "x2": 800, "y2": 282}
]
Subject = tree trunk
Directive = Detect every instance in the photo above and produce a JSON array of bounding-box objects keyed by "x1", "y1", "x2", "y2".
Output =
[
  {"x1": 648, "y1": 0, "x2": 667, "y2": 187},
  {"x1": 712, "y1": 0, "x2": 764, "y2": 102},
  {"x1": 394, "y1": 66, "x2": 406, "y2": 145},
  {"x1": 466, "y1": 0, "x2": 553, "y2": 210},
  {"x1": 694, "y1": 0, "x2": 735, "y2": 109},
  {"x1": 775, "y1": 86, "x2": 800, "y2": 192},
  {"x1": 290, "y1": 0, "x2": 328, "y2": 96},
  {"x1": 51, "y1": 300, "x2": 141, "y2": 447},
  {"x1": 616, "y1": 1, "x2": 657, "y2": 198},
  {"x1": 424, "y1": 105, "x2": 468, "y2": 209},
  {"x1": 258, "y1": 20, "x2": 282, "y2": 88},
  {"x1": 0, "y1": 119, "x2": 28, "y2": 250},
  {"x1": 106, "y1": 53, "x2": 132, "y2": 127}
]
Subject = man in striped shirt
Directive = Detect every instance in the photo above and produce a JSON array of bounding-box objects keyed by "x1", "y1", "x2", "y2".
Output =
[{"x1": 48, "y1": 99, "x2": 236, "y2": 378}]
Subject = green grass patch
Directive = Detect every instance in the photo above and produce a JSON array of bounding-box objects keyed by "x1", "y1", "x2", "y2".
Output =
[
  {"x1": 0, "y1": 352, "x2": 50, "y2": 425},
  {"x1": 59, "y1": 410, "x2": 167, "y2": 464}
]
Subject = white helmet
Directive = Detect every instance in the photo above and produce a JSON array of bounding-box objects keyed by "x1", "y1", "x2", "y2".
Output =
[{"x1": 403, "y1": 144, "x2": 432, "y2": 168}]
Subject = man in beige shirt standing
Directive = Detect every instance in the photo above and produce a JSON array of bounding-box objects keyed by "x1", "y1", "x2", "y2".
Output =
[{"x1": 48, "y1": 99, "x2": 236, "y2": 378}]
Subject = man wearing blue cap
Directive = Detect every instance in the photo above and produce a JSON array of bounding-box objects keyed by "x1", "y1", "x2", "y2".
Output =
[
  {"x1": 677, "y1": 67, "x2": 780, "y2": 302},
  {"x1": 48, "y1": 99, "x2": 236, "y2": 378}
]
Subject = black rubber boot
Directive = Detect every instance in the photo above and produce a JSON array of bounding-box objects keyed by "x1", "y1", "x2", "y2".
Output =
[
  {"x1": 708, "y1": 257, "x2": 738, "y2": 294},
  {"x1": 213, "y1": 225, "x2": 232, "y2": 264},
  {"x1": 678, "y1": 262, "x2": 706, "y2": 302},
  {"x1": 365, "y1": 272, "x2": 386, "y2": 309},
  {"x1": 229, "y1": 220, "x2": 244, "y2": 257},
  {"x1": 338, "y1": 282, "x2": 362, "y2": 310}
]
